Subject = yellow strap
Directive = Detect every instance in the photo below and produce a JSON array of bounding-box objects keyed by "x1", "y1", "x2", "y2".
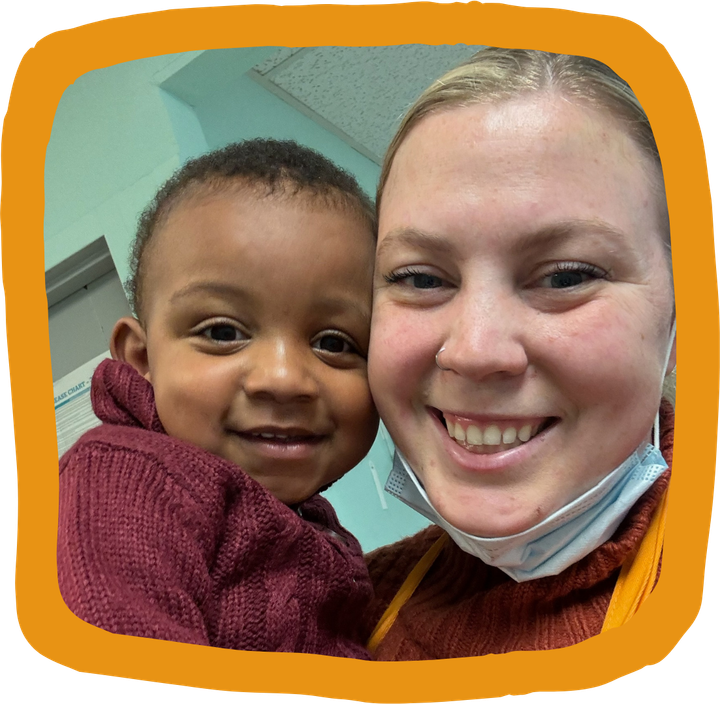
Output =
[
  {"x1": 367, "y1": 532, "x2": 449, "y2": 654},
  {"x1": 602, "y1": 488, "x2": 668, "y2": 631}
]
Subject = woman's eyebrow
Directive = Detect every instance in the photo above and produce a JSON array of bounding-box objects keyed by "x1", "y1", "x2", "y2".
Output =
[
  {"x1": 376, "y1": 227, "x2": 456, "y2": 258},
  {"x1": 377, "y1": 220, "x2": 633, "y2": 260},
  {"x1": 509, "y1": 219, "x2": 630, "y2": 255}
]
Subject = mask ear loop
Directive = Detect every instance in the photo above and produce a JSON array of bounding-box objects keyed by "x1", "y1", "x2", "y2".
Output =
[{"x1": 654, "y1": 318, "x2": 677, "y2": 449}]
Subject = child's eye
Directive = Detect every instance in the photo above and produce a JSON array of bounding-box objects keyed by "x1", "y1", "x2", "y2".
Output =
[
  {"x1": 384, "y1": 268, "x2": 446, "y2": 289},
  {"x1": 539, "y1": 262, "x2": 608, "y2": 289},
  {"x1": 312, "y1": 332, "x2": 359, "y2": 356},
  {"x1": 197, "y1": 322, "x2": 248, "y2": 344}
]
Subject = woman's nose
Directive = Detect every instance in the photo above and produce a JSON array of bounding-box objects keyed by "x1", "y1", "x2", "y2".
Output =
[
  {"x1": 242, "y1": 338, "x2": 319, "y2": 403},
  {"x1": 438, "y1": 288, "x2": 530, "y2": 381}
]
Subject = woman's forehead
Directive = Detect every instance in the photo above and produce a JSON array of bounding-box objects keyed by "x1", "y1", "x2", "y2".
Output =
[
  {"x1": 393, "y1": 96, "x2": 641, "y2": 168},
  {"x1": 379, "y1": 97, "x2": 667, "y2": 248}
]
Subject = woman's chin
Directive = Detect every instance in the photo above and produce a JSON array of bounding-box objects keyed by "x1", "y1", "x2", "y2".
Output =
[{"x1": 429, "y1": 493, "x2": 548, "y2": 539}]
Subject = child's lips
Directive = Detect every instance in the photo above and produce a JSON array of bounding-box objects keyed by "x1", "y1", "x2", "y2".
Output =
[
  {"x1": 232, "y1": 427, "x2": 327, "y2": 460},
  {"x1": 238, "y1": 425, "x2": 325, "y2": 442}
]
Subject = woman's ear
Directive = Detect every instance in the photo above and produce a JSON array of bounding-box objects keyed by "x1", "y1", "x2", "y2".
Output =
[
  {"x1": 665, "y1": 324, "x2": 677, "y2": 376},
  {"x1": 110, "y1": 317, "x2": 151, "y2": 381},
  {"x1": 666, "y1": 335, "x2": 677, "y2": 376}
]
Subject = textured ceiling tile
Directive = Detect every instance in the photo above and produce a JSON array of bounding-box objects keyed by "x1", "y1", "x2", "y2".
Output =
[
  {"x1": 254, "y1": 45, "x2": 485, "y2": 162},
  {"x1": 253, "y1": 47, "x2": 305, "y2": 75}
]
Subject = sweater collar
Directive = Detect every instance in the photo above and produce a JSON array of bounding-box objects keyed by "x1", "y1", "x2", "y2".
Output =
[{"x1": 91, "y1": 359, "x2": 165, "y2": 434}]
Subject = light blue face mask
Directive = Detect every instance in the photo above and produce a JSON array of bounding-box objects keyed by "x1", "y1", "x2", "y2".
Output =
[{"x1": 384, "y1": 321, "x2": 675, "y2": 583}]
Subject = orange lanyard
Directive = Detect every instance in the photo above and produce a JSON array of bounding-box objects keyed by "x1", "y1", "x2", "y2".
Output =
[
  {"x1": 602, "y1": 488, "x2": 667, "y2": 631},
  {"x1": 366, "y1": 532, "x2": 449, "y2": 654},
  {"x1": 367, "y1": 490, "x2": 667, "y2": 653}
]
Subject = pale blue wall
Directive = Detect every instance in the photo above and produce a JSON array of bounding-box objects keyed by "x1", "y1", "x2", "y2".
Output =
[{"x1": 44, "y1": 48, "x2": 431, "y2": 551}]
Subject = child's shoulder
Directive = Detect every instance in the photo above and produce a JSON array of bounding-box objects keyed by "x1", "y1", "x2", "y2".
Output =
[
  {"x1": 59, "y1": 422, "x2": 247, "y2": 509},
  {"x1": 80, "y1": 359, "x2": 249, "y2": 475},
  {"x1": 61, "y1": 420, "x2": 176, "y2": 467}
]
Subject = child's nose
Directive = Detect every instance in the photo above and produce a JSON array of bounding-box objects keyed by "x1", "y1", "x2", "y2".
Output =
[{"x1": 242, "y1": 338, "x2": 319, "y2": 403}]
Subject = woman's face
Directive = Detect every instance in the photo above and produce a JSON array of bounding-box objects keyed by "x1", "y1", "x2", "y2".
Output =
[{"x1": 369, "y1": 95, "x2": 675, "y2": 538}]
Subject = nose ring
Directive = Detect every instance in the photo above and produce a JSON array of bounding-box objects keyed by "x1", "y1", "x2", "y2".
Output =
[{"x1": 435, "y1": 347, "x2": 451, "y2": 371}]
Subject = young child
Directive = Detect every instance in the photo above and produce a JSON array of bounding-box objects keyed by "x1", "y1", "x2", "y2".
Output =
[{"x1": 57, "y1": 139, "x2": 379, "y2": 658}]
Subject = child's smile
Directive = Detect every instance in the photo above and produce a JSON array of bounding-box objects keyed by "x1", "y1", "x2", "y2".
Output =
[{"x1": 118, "y1": 186, "x2": 378, "y2": 504}]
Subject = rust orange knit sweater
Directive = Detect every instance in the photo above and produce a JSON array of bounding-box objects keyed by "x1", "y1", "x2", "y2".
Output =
[
  {"x1": 58, "y1": 360, "x2": 372, "y2": 658},
  {"x1": 364, "y1": 403, "x2": 673, "y2": 660}
]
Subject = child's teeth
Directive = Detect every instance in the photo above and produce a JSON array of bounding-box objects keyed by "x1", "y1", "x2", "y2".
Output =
[
  {"x1": 502, "y1": 427, "x2": 517, "y2": 444},
  {"x1": 518, "y1": 425, "x2": 532, "y2": 442},
  {"x1": 483, "y1": 425, "x2": 502, "y2": 445},
  {"x1": 454, "y1": 424, "x2": 466, "y2": 442},
  {"x1": 466, "y1": 425, "x2": 483, "y2": 445}
]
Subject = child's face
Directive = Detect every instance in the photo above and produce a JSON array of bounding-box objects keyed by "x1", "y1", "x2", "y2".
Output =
[{"x1": 137, "y1": 188, "x2": 378, "y2": 504}]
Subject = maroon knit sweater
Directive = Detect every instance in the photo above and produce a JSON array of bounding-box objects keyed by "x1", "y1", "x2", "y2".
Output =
[
  {"x1": 57, "y1": 359, "x2": 372, "y2": 658},
  {"x1": 363, "y1": 403, "x2": 674, "y2": 660}
]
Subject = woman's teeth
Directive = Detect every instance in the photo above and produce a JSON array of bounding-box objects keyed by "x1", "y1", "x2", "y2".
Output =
[{"x1": 445, "y1": 418, "x2": 541, "y2": 452}]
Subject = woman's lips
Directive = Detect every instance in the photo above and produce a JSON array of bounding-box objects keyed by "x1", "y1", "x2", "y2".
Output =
[{"x1": 442, "y1": 411, "x2": 551, "y2": 454}]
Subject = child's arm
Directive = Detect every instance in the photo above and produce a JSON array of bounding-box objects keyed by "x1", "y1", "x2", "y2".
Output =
[{"x1": 57, "y1": 441, "x2": 215, "y2": 646}]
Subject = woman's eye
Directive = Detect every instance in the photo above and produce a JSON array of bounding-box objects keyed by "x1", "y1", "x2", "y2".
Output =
[
  {"x1": 384, "y1": 269, "x2": 445, "y2": 289},
  {"x1": 412, "y1": 273, "x2": 444, "y2": 289},
  {"x1": 549, "y1": 271, "x2": 588, "y2": 288},
  {"x1": 540, "y1": 263, "x2": 607, "y2": 289}
]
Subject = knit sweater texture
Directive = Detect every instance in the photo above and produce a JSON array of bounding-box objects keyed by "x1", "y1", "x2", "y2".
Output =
[
  {"x1": 363, "y1": 403, "x2": 674, "y2": 660},
  {"x1": 58, "y1": 359, "x2": 372, "y2": 658}
]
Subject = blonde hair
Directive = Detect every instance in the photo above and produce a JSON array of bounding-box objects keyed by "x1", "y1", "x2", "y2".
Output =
[{"x1": 378, "y1": 48, "x2": 669, "y2": 247}]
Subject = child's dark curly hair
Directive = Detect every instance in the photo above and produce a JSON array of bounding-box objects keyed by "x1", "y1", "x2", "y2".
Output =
[{"x1": 127, "y1": 138, "x2": 377, "y2": 320}]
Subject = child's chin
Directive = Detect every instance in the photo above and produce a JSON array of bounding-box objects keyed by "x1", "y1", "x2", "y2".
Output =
[{"x1": 315, "y1": 477, "x2": 341, "y2": 494}]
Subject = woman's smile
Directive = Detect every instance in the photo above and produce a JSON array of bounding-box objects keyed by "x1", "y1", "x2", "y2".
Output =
[
  {"x1": 428, "y1": 406, "x2": 558, "y2": 471},
  {"x1": 438, "y1": 411, "x2": 555, "y2": 455}
]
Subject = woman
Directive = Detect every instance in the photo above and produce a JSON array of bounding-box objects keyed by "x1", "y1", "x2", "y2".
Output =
[{"x1": 364, "y1": 48, "x2": 676, "y2": 660}]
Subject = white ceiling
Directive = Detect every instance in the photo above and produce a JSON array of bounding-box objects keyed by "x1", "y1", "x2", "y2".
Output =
[{"x1": 250, "y1": 45, "x2": 486, "y2": 164}]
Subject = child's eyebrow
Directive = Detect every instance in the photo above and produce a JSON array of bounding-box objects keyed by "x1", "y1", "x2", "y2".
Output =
[
  {"x1": 169, "y1": 281, "x2": 249, "y2": 304},
  {"x1": 168, "y1": 283, "x2": 370, "y2": 323},
  {"x1": 313, "y1": 296, "x2": 372, "y2": 324}
]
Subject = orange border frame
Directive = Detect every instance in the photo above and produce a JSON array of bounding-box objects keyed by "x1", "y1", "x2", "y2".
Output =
[{"x1": 3, "y1": 3, "x2": 716, "y2": 700}]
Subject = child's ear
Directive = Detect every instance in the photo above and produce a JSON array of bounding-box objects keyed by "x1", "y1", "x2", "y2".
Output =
[{"x1": 110, "y1": 317, "x2": 151, "y2": 382}]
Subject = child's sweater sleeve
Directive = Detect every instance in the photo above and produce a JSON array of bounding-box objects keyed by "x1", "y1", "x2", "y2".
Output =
[{"x1": 57, "y1": 439, "x2": 218, "y2": 646}]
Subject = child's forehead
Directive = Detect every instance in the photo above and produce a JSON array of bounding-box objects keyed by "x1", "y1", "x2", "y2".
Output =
[
  {"x1": 140, "y1": 184, "x2": 374, "y2": 312},
  {"x1": 175, "y1": 177, "x2": 369, "y2": 222},
  {"x1": 151, "y1": 181, "x2": 369, "y2": 253}
]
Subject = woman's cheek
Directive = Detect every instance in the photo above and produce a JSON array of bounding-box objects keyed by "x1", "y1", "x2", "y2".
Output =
[
  {"x1": 369, "y1": 312, "x2": 437, "y2": 430},
  {"x1": 371, "y1": 310, "x2": 425, "y2": 374}
]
